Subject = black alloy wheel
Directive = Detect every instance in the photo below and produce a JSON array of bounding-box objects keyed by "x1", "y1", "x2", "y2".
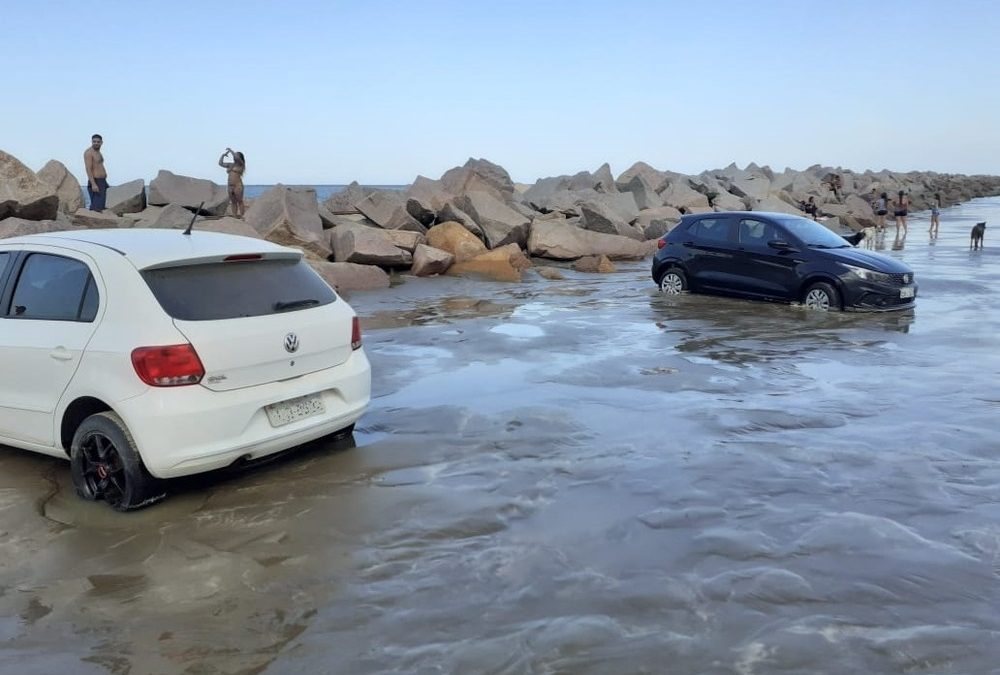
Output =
[
  {"x1": 76, "y1": 430, "x2": 127, "y2": 507},
  {"x1": 70, "y1": 412, "x2": 165, "y2": 511}
]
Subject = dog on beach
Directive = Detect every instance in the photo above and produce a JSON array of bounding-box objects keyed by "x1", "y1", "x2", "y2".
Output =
[{"x1": 971, "y1": 221, "x2": 986, "y2": 250}]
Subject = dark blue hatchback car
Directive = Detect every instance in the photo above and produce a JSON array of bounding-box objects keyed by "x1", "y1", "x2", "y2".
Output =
[{"x1": 651, "y1": 212, "x2": 917, "y2": 311}]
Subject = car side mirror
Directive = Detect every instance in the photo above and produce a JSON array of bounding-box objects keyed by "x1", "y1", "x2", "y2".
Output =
[{"x1": 767, "y1": 239, "x2": 792, "y2": 250}]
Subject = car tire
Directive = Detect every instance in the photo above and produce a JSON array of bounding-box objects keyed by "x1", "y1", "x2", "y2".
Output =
[
  {"x1": 803, "y1": 281, "x2": 840, "y2": 311},
  {"x1": 659, "y1": 267, "x2": 688, "y2": 295},
  {"x1": 70, "y1": 411, "x2": 166, "y2": 511}
]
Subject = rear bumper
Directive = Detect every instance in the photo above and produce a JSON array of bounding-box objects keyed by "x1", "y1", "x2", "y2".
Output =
[{"x1": 116, "y1": 349, "x2": 371, "y2": 478}]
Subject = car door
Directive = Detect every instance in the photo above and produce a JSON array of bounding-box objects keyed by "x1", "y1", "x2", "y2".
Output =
[
  {"x1": 733, "y1": 217, "x2": 800, "y2": 299},
  {"x1": 0, "y1": 250, "x2": 101, "y2": 448},
  {"x1": 681, "y1": 216, "x2": 738, "y2": 290}
]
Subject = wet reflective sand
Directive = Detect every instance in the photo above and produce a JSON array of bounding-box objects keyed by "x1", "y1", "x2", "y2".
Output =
[{"x1": 2, "y1": 199, "x2": 1000, "y2": 674}]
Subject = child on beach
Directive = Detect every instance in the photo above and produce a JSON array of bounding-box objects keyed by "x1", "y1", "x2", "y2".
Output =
[{"x1": 929, "y1": 193, "x2": 941, "y2": 237}]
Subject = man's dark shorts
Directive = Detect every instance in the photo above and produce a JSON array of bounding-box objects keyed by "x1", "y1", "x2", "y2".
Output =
[{"x1": 88, "y1": 177, "x2": 108, "y2": 212}]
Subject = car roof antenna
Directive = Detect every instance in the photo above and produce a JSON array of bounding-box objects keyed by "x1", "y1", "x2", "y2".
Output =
[{"x1": 182, "y1": 202, "x2": 205, "y2": 236}]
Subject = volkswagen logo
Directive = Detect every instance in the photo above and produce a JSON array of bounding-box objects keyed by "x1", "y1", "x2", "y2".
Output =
[
  {"x1": 903, "y1": 274, "x2": 911, "y2": 284},
  {"x1": 284, "y1": 333, "x2": 299, "y2": 353}
]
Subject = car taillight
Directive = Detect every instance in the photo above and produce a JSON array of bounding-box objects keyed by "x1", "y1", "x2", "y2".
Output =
[
  {"x1": 657, "y1": 239, "x2": 666, "y2": 249},
  {"x1": 351, "y1": 317, "x2": 362, "y2": 350},
  {"x1": 131, "y1": 344, "x2": 205, "y2": 386}
]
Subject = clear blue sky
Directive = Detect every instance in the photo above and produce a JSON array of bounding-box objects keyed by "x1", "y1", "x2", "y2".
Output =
[{"x1": 4, "y1": 0, "x2": 998, "y2": 185}]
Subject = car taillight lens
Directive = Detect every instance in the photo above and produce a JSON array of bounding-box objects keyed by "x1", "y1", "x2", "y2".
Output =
[
  {"x1": 351, "y1": 317, "x2": 362, "y2": 350},
  {"x1": 131, "y1": 344, "x2": 205, "y2": 386},
  {"x1": 657, "y1": 239, "x2": 666, "y2": 249}
]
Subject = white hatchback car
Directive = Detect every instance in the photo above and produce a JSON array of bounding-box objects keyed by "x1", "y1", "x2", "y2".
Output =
[{"x1": 0, "y1": 228, "x2": 371, "y2": 510}]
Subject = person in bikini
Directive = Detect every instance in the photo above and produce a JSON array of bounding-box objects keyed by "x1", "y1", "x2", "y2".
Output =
[
  {"x1": 873, "y1": 191, "x2": 889, "y2": 232},
  {"x1": 218, "y1": 147, "x2": 246, "y2": 217},
  {"x1": 893, "y1": 190, "x2": 909, "y2": 236},
  {"x1": 929, "y1": 192, "x2": 941, "y2": 238}
]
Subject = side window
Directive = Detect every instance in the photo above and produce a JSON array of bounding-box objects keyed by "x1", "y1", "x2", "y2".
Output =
[
  {"x1": 8, "y1": 253, "x2": 98, "y2": 322},
  {"x1": 738, "y1": 219, "x2": 777, "y2": 247},
  {"x1": 688, "y1": 218, "x2": 733, "y2": 245},
  {"x1": 0, "y1": 252, "x2": 10, "y2": 279}
]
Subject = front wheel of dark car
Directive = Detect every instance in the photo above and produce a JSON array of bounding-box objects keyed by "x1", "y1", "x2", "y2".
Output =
[
  {"x1": 70, "y1": 412, "x2": 166, "y2": 511},
  {"x1": 658, "y1": 268, "x2": 688, "y2": 294},
  {"x1": 803, "y1": 281, "x2": 840, "y2": 311}
]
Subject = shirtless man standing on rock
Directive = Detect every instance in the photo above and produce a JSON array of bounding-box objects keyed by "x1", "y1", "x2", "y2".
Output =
[{"x1": 84, "y1": 134, "x2": 108, "y2": 211}]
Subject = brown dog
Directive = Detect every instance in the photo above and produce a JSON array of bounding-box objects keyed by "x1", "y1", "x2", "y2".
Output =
[{"x1": 971, "y1": 221, "x2": 986, "y2": 250}]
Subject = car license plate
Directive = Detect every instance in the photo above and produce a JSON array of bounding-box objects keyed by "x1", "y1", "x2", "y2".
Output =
[
  {"x1": 899, "y1": 286, "x2": 915, "y2": 299},
  {"x1": 265, "y1": 394, "x2": 325, "y2": 427}
]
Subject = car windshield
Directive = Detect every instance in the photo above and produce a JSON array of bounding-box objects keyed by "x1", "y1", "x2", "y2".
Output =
[{"x1": 774, "y1": 216, "x2": 851, "y2": 248}]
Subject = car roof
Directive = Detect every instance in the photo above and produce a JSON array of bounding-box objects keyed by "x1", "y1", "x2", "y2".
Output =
[
  {"x1": 3, "y1": 229, "x2": 300, "y2": 270},
  {"x1": 683, "y1": 211, "x2": 802, "y2": 219}
]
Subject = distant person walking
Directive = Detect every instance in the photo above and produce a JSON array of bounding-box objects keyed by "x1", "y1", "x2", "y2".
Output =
[
  {"x1": 218, "y1": 147, "x2": 246, "y2": 217},
  {"x1": 929, "y1": 192, "x2": 941, "y2": 237},
  {"x1": 893, "y1": 190, "x2": 909, "y2": 235},
  {"x1": 874, "y1": 191, "x2": 889, "y2": 232},
  {"x1": 84, "y1": 133, "x2": 108, "y2": 212}
]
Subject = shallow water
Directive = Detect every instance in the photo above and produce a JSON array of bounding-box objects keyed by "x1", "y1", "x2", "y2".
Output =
[{"x1": 1, "y1": 199, "x2": 999, "y2": 674}]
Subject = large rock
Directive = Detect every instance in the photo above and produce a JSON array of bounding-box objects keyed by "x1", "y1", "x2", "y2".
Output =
[
  {"x1": 405, "y1": 176, "x2": 450, "y2": 219},
  {"x1": 753, "y1": 195, "x2": 803, "y2": 215},
  {"x1": 137, "y1": 203, "x2": 197, "y2": 229},
  {"x1": 447, "y1": 244, "x2": 524, "y2": 282},
  {"x1": 728, "y1": 168, "x2": 772, "y2": 201},
  {"x1": 616, "y1": 161, "x2": 669, "y2": 191},
  {"x1": 244, "y1": 185, "x2": 329, "y2": 258},
  {"x1": 136, "y1": 205, "x2": 259, "y2": 237},
  {"x1": 635, "y1": 206, "x2": 682, "y2": 239},
  {"x1": 382, "y1": 229, "x2": 425, "y2": 252},
  {"x1": 579, "y1": 200, "x2": 644, "y2": 240},
  {"x1": 355, "y1": 189, "x2": 426, "y2": 232},
  {"x1": 619, "y1": 174, "x2": 663, "y2": 210},
  {"x1": 440, "y1": 158, "x2": 514, "y2": 201},
  {"x1": 411, "y1": 244, "x2": 454, "y2": 277},
  {"x1": 659, "y1": 178, "x2": 710, "y2": 212},
  {"x1": 330, "y1": 224, "x2": 412, "y2": 267},
  {"x1": 71, "y1": 208, "x2": 124, "y2": 229},
  {"x1": 438, "y1": 200, "x2": 485, "y2": 240},
  {"x1": 426, "y1": 221, "x2": 488, "y2": 262},
  {"x1": 528, "y1": 218, "x2": 647, "y2": 261},
  {"x1": 573, "y1": 255, "x2": 616, "y2": 273},
  {"x1": 0, "y1": 150, "x2": 59, "y2": 220},
  {"x1": 308, "y1": 261, "x2": 391, "y2": 292},
  {"x1": 322, "y1": 182, "x2": 373, "y2": 214},
  {"x1": 147, "y1": 170, "x2": 228, "y2": 215},
  {"x1": 317, "y1": 202, "x2": 340, "y2": 229},
  {"x1": 194, "y1": 216, "x2": 262, "y2": 238},
  {"x1": 36, "y1": 160, "x2": 84, "y2": 214},
  {"x1": 0, "y1": 217, "x2": 69, "y2": 238},
  {"x1": 691, "y1": 173, "x2": 746, "y2": 211},
  {"x1": 459, "y1": 191, "x2": 530, "y2": 248},
  {"x1": 105, "y1": 179, "x2": 146, "y2": 215}
]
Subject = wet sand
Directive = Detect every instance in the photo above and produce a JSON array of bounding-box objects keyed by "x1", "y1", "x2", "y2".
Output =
[{"x1": 2, "y1": 200, "x2": 1000, "y2": 674}]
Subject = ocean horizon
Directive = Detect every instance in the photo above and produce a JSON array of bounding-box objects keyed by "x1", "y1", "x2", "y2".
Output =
[
  {"x1": 243, "y1": 185, "x2": 407, "y2": 202},
  {"x1": 80, "y1": 184, "x2": 408, "y2": 204}
]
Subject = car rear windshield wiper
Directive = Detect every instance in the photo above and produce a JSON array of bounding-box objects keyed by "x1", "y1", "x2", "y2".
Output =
[{"x1": 274, "y1": 299, "x2": 320, "y2": 312}]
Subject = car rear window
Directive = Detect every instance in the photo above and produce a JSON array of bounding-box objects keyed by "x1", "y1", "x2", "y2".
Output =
[{"x1": 142, "y1": 258, "x2": 337, "y2": 321}]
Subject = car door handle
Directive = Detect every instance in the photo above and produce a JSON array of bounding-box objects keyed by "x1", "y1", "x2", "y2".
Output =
[{"x1": 49, "y1": 348, "x2": 74, "y2": 361}]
